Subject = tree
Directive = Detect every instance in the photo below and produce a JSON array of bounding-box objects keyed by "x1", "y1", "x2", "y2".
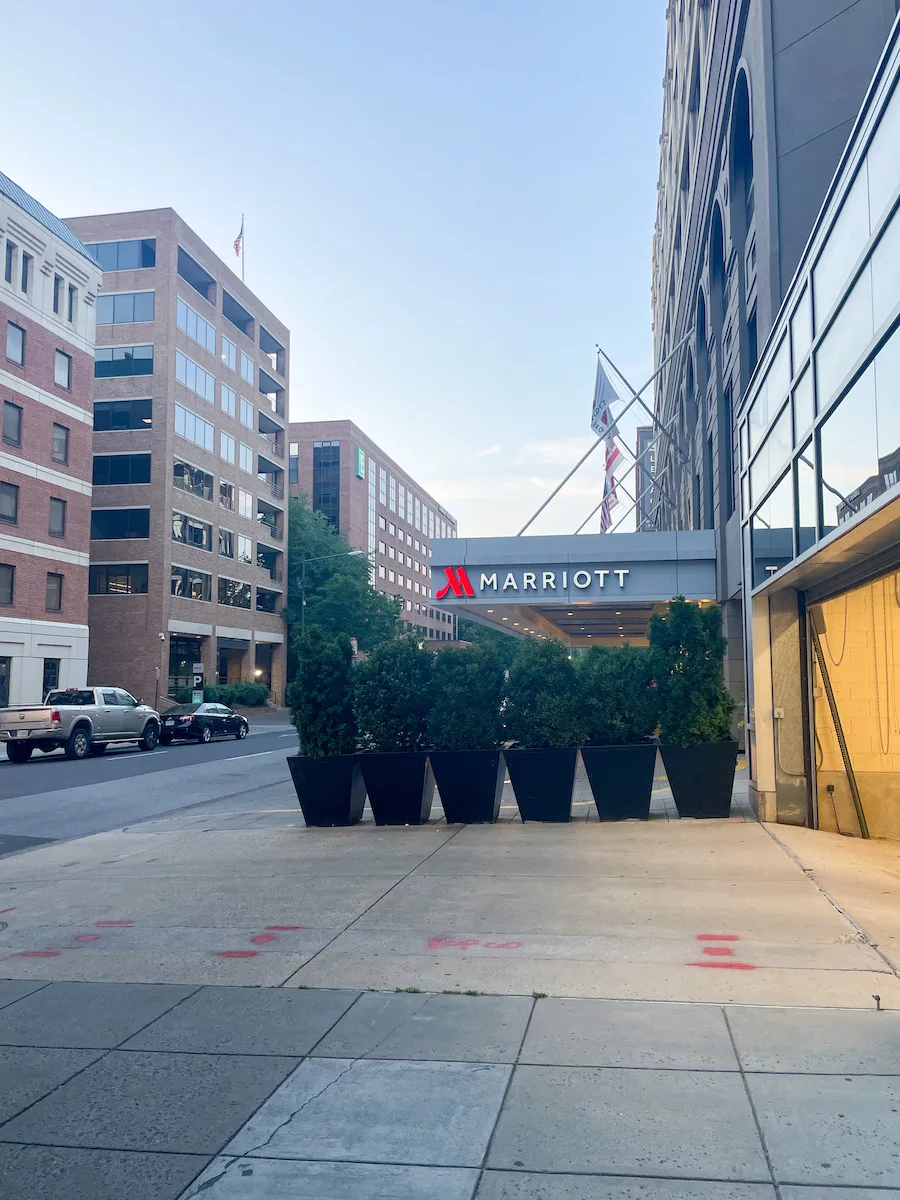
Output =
[
  {"x1": 283, "y1": 494, "x2": 368, "y2": 630},
  {"x1": 429, "y1": 644, "x2": 505, "y2": 750},
  {"x1": 304, "y1": 573, "x2": 401, "y2": 652},
  {"x1": 578, "y1": 644, "x2": 657, "y2": 745},
  {"x1": 648, "y1": 596, "x2": 735, "y2": 746},
  {"x1": 355, "y1": 636, "x2": 434, "y2": 752},
  {"x1": 457, "y1": 616, "x2": 519, "y2": 670},
  {"x1": 504, "y1": 639, "x2": 583, "y2": 748},
  {"x1": 286, "y1": 629, "x2": 356, "y2": 757}
]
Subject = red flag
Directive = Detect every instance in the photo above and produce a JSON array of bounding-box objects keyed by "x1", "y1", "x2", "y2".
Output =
[{"x1": 233, "y1": 218, "x2": 244, "y2": 258}]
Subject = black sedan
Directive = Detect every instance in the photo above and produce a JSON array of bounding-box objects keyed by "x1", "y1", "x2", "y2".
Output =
[{"x1": 159, "y1": 703, "x2": 249, "y2": 745}]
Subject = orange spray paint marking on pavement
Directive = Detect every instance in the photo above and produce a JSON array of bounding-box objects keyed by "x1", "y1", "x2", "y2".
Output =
[
  {"x1": 217, "y1": 950, "x2": 258, "y2": 958},
  {"x1": 702, "y1": 946, "x2": 735, "y2": 956}
]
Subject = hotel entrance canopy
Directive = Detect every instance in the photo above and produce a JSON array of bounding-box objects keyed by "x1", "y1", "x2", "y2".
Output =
[{"x1": 431, "y1": 531, "x2": 716, "y2": 647}]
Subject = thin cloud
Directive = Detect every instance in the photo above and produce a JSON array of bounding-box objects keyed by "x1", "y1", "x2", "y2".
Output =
[{"x1": 474, "y1": 443, "x2": 503, "y2": 458}]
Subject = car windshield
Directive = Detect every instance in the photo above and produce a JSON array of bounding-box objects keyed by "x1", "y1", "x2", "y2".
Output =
[
  {"x1": 46, "y1": 690, "x2": 94, "y2": 707},
  {"x1": 166, "y1": 704, "x2": 199, "y2": 715}
]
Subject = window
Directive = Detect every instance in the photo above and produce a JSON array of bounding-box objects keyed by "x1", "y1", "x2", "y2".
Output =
[
  {"x1": 94, "y1": 398, "x2": 152, "y2": 431},
  {"x1": 221, "y1": 384, "x2": 236, "y2": 417},
  {"x1": 96, "y1": 291, "x2": 155, "y2": 325},
  {"x1": 54, "y1": 350, "x2": 72, "y2": 389},
  {"x1": 6, "y1": 322, "x2": 24, "y2": 365},
  {"x1": 240, "y1": 352, "x2": 254, "y2": 384},
  {"x1": 219, "y1": 528, "x2": 234, "y2": 558},
  {"x1": 67, "y1": 285, "x2": 77, "y2": 323},
  {"x1": 239, "y1": 443, "x2": 254, "y2": 473},
  {"x1": 219, "y1": 480, "x2": 235, "y2": 511},
  {"x1": 222, "y1": 335, "x2": 237, "y2": 372},
  {"x1": 239, "y1": 489, "x2": 253, "y2": 519},
  {"x1": 220, "y1": 431, "x2": 236, "y2": 463},
  {"x1": 237, "y1": 534, "x2": 253, "y2": 564},
  {"x1": 256, "y1": 588, "x2": 279, "y2": 613},
  {"x1": 378, "y1": 516, "x2": 386, "y2": 530},
  {"x1": 0, "y1": 563, "x2": 12, "y2": 605},
  {"x1": 398, "y1": 551, "x2": 404, "y2": 566},
  {"x1": 94, "y1": 344, "x2": 153, "y2": 377},
  {"x1": 52, "y1": 274, "x2": 63, "y2": 315},
  {"x1": 48, "y1": 424, "x2": 69, "y2": 467},
  {"x1": 91, "y1": 508, "x2": 150, "y2": 539},
  {"x1": 389, "y1": 476, "x2": 396, "y2": 512},
  {"x1": 312, "y1": 441, "x2": 340, "y2": 527},
  {"x1": 45, "y1": 573, "x2": 63, "y2": 612},
  {"x1": 42, "y1": 658, "x2": 60, "y2": 695},
  {"x1": 49, "y1": 497, "x2": 66, "y2": 537},
  {"x1": 4, "y1": 241, "x2": 14, "y2": 284},
  {"x1": 415, "y1": 497, "x2": 421, "y2": 531},
  {"x1": 174, "y1": 458, "x2": 213, "y2": 502},
  {"x1": 171, "y1": 564, "x2": 211, "y2": 601},
  {"x1": 174, "y1": 403, "x2": 214, "y2": 452},
  {"x1": 218, "y1": 577, "x2": 251, "y2": 608},
  {"x1": 240, "y1": 396, "x2": 254, "y2": 428},
  {"x1": 175, "y1": 350, "x2": 215, "y2": 402},
  {"x1": 0, "y1": 511, "x2": 17, "y2": 558},
  {"x1": 389, "y1": 546, "x2": 395, "y2": 560},
  {"x1": 176, "y1": 297, "x2": 215, "y2": 353},
  {"x1": 388, "y1": 569, "x2": 395, "y2": 583},
  {"x1": 89, "y1": 563, "x2": 148, "y2": 595},
  {"x1": 3, "y1": 401, "x2": 22, "y2": 446},
  {"x1": 172, "y1": 510, "x2": 213, "y2": 551},
  {"x1": 84, "y1": 239, "x2": 156, "y2": 271},
  {"x1": 379, "y1": 467, "x2": 387, "y2": 505},
  {"x1": 21, "y1": 252, "x2": 32, "y2": 294}
]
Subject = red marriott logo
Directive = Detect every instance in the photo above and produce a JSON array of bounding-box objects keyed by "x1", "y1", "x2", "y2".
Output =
[{"x1": 435, "y1": 566, "x2": 475, "y2": 599}]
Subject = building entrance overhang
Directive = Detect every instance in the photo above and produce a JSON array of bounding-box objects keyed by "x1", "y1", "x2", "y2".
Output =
[{"x1": 431, "y1": 530, "x2": 717, "y2": 648}]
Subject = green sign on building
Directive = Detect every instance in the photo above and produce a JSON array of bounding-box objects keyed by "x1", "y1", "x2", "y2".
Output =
[{"x1": 355, "y1": 448, "x2": 365, "y2": 479}]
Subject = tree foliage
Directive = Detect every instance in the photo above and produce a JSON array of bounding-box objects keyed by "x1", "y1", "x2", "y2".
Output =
[
  {"x1": 429, "y1": 644, "x2": 505, "y2": 751},
  {"x1": 304, "y1": 573, "x2": 401, "y2": 652},
  {"x1": 504, "y1": 639, "x2": 583, "y2": 748},
  {"x1": 457, "y1": 617, "x2": 519, "y2": 670},
  {"x1": 286, "y1": 629, "x2": 357, "y2": 758},
  {"x1": 355, "y1": 635, "x2": 435, "y2": 752},
  {"x1": 578, "y1": 644, "x2": 658, "y2": 745},
  {"x1": 648, "y1": 596, "x2": 735, "y2": 747}
]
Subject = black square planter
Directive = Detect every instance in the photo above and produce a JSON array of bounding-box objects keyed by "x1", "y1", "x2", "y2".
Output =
[
  {"x1": 287, "y1": 754, "x2": 366, "y2": 827},
  {"x1": 660, "y1": 741, "x2": 739, "y2": 818},
  {"x1": 581, "y1": 743, "x2": 656, "y2": 821},
  {"x1": 358, "y1": 751, "x2": 435, "y2": 825},
  {"x1": 430, "y1": 748, "x2": 504, "y2": 824},
  {"x1": 505, "y1": 746, "x2": 577, "y2": 822}
]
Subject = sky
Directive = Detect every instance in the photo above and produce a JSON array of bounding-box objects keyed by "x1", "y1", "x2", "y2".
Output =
[{"x1": 3, "y1": 0, "x2": 666, "y2": 538}]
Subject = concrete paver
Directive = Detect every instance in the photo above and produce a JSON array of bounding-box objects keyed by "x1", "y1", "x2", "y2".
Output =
[
  {"x1": 520, "y1": 997, "x2": 738, "y2": 1069},
  {"x1": 779, "y1": 1190, "x2": 900, "y2": 1198},
  {"x1": 184, "y1": 1158, "x2": 480, "y2": 1199},
  {"x1": 0, "y1": 1046, "x2": 104, "y2": 1123},
  {"x1": 0, "y1": 1049, "x2": 299, "y2": 1155},
  {"x1": 487, "y1": 1065, "x2": 770, "y2": 1180},
  {"x1": 727, "y1": 1005, "x2": 900, "y2": 1073},
  {"x1": 123, "y1": 986, "x2": 360, "y2": 1055},
  {"x1": 0, "y1": 979, "x2": 48, "y2": 1010},
  {"x1": 747, "y1": 1072, "x2": 900, "y2": 1188},
  {"x1": 475, "y1": 1176, "x2": 776, "y2": 1199},
  {"x1": 0, "y1": 1144, "x2": 211, "y2": 1200},
  {"x1": 225, "y1": 1057, "x2": 512, "y2": 1167},
  {"x1": 0, "y1": 981, "x2": 197, "y2": 1047},
  {"x1": 314, "y1": 992, "x2": 533, "y2": 1062}
]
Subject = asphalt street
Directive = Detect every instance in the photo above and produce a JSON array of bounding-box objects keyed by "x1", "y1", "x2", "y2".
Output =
[{"x1": 0, "y1": 725, "x2": 297, "y2": 852}]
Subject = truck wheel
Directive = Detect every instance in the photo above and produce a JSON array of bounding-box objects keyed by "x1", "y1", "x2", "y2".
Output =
[
  {"x1": 139, "y1": 722, "x2": 159, "y2": 752},
  {"x1": 90, "y1": 743, "x2": 108, "y2": 756},
  {"x1": 6, "y1": 743, "x2": 33, "y2": 763},
  {"x1": 64, "y1": 726, "x2": 91, "y2": 760}
]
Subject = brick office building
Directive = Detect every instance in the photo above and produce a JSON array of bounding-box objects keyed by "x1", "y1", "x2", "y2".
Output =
[
  {"x1": 66, "y1": 209, "x2": 289, "y2": 706},
  {"x1": 288, "y1": 420, "x2": 458, "y2": 641},
  {"x1": 0, "y1": 173, "x2": 102, "y2": 705}
]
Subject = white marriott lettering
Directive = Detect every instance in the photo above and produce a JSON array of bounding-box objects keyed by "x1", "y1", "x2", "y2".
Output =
[{"x1": 473, "y1": 568, "x2": 629, "y2": 592}]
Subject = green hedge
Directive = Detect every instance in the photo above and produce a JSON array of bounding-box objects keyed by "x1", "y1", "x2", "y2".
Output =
[{"x1": 172, "y1": 682, "x2": 270, "y2": 706}]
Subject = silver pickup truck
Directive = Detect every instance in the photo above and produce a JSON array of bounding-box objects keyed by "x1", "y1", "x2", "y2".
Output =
[{"x1": 0, "y1": 687, "x2": 161, "y2": 763}]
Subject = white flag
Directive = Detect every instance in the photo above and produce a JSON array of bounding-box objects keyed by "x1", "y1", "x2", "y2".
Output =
[{"x1": 590, "y1": 358, "x2": 620, "y2": 437}]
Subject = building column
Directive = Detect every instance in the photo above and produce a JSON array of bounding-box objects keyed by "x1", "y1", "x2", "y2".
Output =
[{"x1": 749, "y1": 591, "x2": 778, "y2": 822}]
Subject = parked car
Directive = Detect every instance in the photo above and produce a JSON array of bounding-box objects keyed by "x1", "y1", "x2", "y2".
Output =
[
  {"x1": 0, "y1": 687, "x2": 161, "y2": 762},
  {"x1": 160, "y1": 703, "x2": 249, "y2": 745}
]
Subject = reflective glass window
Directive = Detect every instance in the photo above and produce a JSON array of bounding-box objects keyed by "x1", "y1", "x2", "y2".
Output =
[
  {"x1": 870, "y1": 207, "x2": 900, "y2": 332},
  {"x1": 790, "y1": 286, "x2": 812, "y2": 368},
  {"x1": 820, "y1": 365, "x2": 878, "y2": 534},
  {"x1": 793, "y1": 366, "x2": 814, "y2": 444},
  {"x1": 815, "y1": 267, "x2": 874, "y2": 413},
  {"x1": 796, "y1": 444, "x2": 816, "y2": 554},
  {"x1": 874, "y1": 324, "x2": 900, "y2": 494},
  {"x1": 751, "y1": 471, "x2": 794, "y2": 587},
  {"x1": 813, "y1": 168, "x2": 870, "y2": 328}
]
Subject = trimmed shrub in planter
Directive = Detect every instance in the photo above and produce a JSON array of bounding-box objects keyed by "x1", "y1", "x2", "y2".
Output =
[
  {"x1": 578, "y1": 644, "x2": 658, "y2": 820},
  {"x1": 286, "y1": 630, "x2": 364, "y2": 827},
  {"x1": 174, "y1": 682, "x2": 270, "y2": 706},
  {"x1": 355, "y1": 636, "x2": 435, "y2": 824},
  {"x1": 504, "y1": 640, "x2": 582, "y2": 822},
  {"x1": 649, "y1": 596, "x2": 738, "y2": 818},
  {"x1": 429, "y1": 645, "x2": 505, "y2": 824}
]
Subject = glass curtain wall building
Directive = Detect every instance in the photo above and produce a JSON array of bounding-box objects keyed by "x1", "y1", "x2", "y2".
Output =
[{"x1": 740, "y1": 18, "x2": 900, "y2": 838}]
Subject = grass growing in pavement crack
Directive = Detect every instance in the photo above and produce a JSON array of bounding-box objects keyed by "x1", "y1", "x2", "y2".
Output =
[
  {"x1": 532, "y1": 991, "x2": 547, "y2": 999},
  {"x1": 394, "y1": 986, "x2": 421, "y2": 993}
]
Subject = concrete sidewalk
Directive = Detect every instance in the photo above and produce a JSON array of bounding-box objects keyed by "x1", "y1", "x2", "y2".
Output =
[{"x1": 3, "y1": 763, "x2": 900, "y2": 1197}]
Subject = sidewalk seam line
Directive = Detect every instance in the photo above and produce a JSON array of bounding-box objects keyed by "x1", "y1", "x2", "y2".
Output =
[
  {"x1": 474, "y1": 995, "x2": 537, "y2": 1193},
  {"x1": 722, "y1": 1005, "x2": 782, "y2": 1200}
]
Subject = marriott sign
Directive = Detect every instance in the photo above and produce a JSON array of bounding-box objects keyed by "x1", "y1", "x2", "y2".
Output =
[{"x1": 437, "y1": 564, "x2": 631, "y2": 600}]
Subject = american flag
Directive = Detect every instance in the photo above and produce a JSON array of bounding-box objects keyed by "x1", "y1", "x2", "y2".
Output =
[
  {"x1": 590, "y1": 358, "x2": 622, "y2": 533},
  {"x1": 233, "y1": 218, "x2": 244, "y2": 258}
]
